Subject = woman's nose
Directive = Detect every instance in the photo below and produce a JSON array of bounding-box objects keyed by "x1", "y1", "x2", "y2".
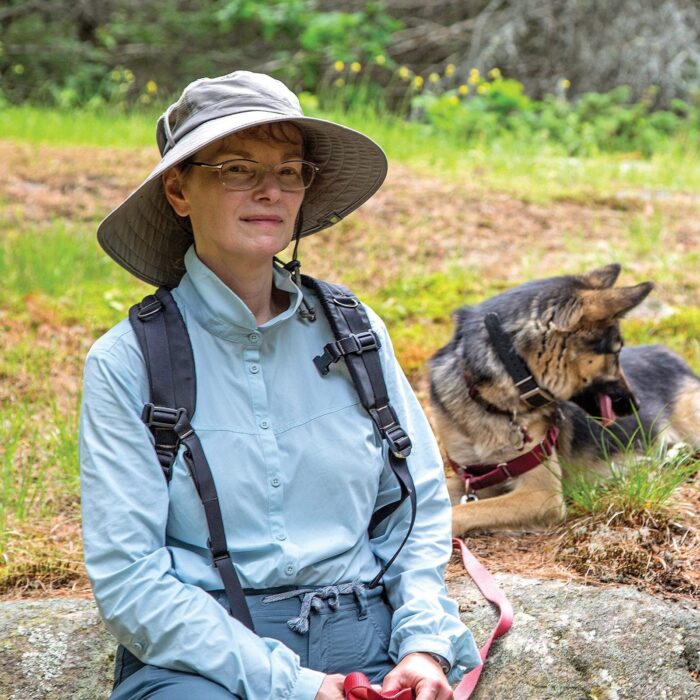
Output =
[{"x1": 252, "y1": 170, "x2": 282, "y2": 200}]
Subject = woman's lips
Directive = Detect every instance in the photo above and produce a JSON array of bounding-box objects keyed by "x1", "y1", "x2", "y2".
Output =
[{"x1": 241, "y1": 215, "x2": 283, "y2": 223}]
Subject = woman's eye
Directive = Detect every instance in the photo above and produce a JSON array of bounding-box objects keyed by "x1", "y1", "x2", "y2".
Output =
[{"x1": 224, "y1": 162, "x2": 252, "y2": 174}]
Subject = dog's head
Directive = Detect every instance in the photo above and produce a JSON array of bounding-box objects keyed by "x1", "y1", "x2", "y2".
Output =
[{"x1": 475, "y1": 264, "x2": 653, "y2": 419}]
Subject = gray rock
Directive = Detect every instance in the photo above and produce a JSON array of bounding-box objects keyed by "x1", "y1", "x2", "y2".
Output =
[
  {"x1": 0, "y1": 576, "x2": 698, "y2": 699},
  {"x1": 451, "y1": 574, "x2": 700, "y2": 700},
  {"x1": 0, "y1": 599, "x2": 114, "y2": 700}
]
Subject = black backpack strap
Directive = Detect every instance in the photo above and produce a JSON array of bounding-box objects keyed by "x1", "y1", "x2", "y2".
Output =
[
  {"x1": 128, "y1": 288, "x2": 254, "y2": 631},
  {"x1": 303, "y1": 275, "x2": 417, "y2": 588}
]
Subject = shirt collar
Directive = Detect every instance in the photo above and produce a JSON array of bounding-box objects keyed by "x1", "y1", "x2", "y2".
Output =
[{"x1": 174, "y1": 245, "x2": 303, "y2": 340}]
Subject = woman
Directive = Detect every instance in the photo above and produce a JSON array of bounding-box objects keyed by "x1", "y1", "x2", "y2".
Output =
[{"x1": 80, "y1": 71, "x2": 481, "y2": 700}]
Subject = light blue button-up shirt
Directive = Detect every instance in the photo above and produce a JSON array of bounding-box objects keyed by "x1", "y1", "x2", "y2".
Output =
[{"x1": 80, "y1": 246, "x2": 481, "y2": 698}]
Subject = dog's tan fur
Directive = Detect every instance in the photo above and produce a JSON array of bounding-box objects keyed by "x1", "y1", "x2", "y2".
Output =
[{"x1": 429, "y1": 265, "x2": 700, "y2": 535}]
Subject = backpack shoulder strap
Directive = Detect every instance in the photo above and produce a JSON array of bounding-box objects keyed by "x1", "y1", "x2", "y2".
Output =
[
  {"x1": 128, "y1": 287, "x2": 196, "y2": 480},
  {"x1": 302, "y1": 275, "x2": 417, "y2": 588},
  {"x1": 127, "y1": 288, "x2": 254, "y2": 630}
]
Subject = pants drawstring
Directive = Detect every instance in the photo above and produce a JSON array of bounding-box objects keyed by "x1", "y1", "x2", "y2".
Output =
[{"x1": 261, "y1": 581, "x2": 367, "y2": 634}]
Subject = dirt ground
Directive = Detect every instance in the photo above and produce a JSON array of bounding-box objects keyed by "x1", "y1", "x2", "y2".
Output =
[{"x1": 1, "y1": 141, "x2": 699, "y2": 605}]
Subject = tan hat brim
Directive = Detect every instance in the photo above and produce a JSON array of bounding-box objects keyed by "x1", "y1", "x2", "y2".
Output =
[{"x1": 97, "y1": 111, "x2": 387, "y2": 287}]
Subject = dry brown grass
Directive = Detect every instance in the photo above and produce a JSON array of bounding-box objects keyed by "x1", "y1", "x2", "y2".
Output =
[{"x1": 1, "y1": 140, "x2": 699, "y2": 601}]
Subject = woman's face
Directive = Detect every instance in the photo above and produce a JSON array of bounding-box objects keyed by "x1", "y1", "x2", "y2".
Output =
[{"x1": 164, "y1": 127, "x2": 305, "y2": 270}]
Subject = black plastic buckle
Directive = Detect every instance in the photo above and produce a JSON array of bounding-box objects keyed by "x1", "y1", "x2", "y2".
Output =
[
  {"x1": 313, "y1": 331, "x2": 381, "y2": 375},
  {"x1": 141, "y1": 403, "x2": 187, "y2": 430},
  {"x1": 369, "y1": 405, "x2": 412, "y2": 458},
  {"x1": 137, "y1": 295, "x2": 163, "y2": 320},
  {"x1": 207, "y1": 539, "x2": 230, "y2": 563}
]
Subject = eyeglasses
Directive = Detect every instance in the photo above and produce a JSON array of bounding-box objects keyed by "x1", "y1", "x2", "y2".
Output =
[{"x1": 187, "y1": 158, "x2": 320, "y2": 191}]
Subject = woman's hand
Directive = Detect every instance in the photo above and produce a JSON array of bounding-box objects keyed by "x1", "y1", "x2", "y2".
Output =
[
  {"x1": 314, "y1": 673, "x2": 346, "y2": 700},
  {"x1": 381, "y1": 652, "x2": 453, "y2": 700}
]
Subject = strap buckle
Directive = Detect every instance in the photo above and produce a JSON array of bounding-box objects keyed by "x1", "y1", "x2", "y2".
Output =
[
  {"x1": 141, "y1": 403, "x2": 187, "y2": 430},
  {"x1": 515, "y1": 375, "x2": 555, "y2": 408},
  {"x1": 136, "y1": 295, "x2": 163, "y2": 320},
  {"x1": 313, "y1": 330, "x2": 381, "y2": 375},
  {"x1": 369, "y1": 404, "x2": 412, "y2": 459}
]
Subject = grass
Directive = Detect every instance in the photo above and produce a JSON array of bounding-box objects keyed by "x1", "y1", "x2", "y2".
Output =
[
  {"x1": 2, "y1": 103, "x2": 700, "y2": 200},
  {"x1": 0, "y1": 103, "x2": 699, "y2": 594},
  {"x1": 563, "y1": 419, "x2": 700, "y2": 520}
]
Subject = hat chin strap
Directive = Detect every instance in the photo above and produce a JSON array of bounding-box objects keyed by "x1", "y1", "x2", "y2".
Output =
[{"x1": 277, "y1": 214, "x2": 316, "y2": 321}]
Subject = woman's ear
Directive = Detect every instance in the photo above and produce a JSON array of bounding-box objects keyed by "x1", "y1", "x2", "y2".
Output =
[{"x1": 162, "y1": 167, "x2": 191, "y2": 217}]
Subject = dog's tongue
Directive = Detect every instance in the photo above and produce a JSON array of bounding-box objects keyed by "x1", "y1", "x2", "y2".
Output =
[{"x1": 597, "y1": 393, "x2": 616, "y2": 426}]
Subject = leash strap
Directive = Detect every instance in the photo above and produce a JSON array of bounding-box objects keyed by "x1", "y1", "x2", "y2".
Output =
[
  {"x1": 344, "y1": 540, "x2": 511, "y2": 699},
  {"x1": 344, "y1": 673, "x2": 414, "y2": 699},
  {"x1": 452, "y1": 537, "x2": 513, "y2": 699}
]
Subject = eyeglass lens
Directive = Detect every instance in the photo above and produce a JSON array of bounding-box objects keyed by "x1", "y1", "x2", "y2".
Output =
[{"x1": 220, "y1": 160, "x2": 316, "y2": 191}]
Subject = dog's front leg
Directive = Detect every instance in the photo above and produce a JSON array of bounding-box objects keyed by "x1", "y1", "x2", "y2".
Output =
[{"x1": 451, "y1": 458, "x2": 566, "y2": 535}]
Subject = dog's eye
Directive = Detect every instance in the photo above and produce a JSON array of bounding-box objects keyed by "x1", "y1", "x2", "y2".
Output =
[{"x1": 593, "y1": 335, "x2": 623, "y2": 354}]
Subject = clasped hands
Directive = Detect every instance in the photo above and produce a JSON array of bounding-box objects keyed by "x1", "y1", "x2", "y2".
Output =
[{"x1": 314, "y1": 652, "x2": 453, "y2": 700}]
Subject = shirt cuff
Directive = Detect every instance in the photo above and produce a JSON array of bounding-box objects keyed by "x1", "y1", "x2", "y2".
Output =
[
  {"x1": 397, "y1": 633, "x2": 455, "y2": 670},
  {"x1": 288, "y1": 666, "x2": 325, "y2": 700}
]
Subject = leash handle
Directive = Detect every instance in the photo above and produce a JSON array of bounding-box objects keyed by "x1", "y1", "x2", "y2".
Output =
[
  {"x1": 452, "y1": 537, "x2": 514, "y2": 699},
  {"x1": 344, "y1": 672, "x2": 414, "y2": 700}
]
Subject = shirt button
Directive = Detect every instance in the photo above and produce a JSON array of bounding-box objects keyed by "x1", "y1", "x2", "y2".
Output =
[
  {"x1": 248, "y1": 332, "x2": 260, "y2": 343},
  {"x1": 271, "y1": 478, "x2": 281, "y2": 488},
  {"x1": 260, "y1": 420, "x2": 270, "y2": 429},
  {"x1": 285, "y1": 565, "x2": 294, "y2": 576},
  {"x1": 276, "y1": 533, "x2": 287, "y2": 541},
  {"x1": 249, "y1": 364, "x2": 259, "y2": 374}
]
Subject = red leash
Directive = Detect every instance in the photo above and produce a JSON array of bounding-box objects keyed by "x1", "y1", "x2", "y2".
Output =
[
  {"x1": 451, "y1": 537, "x2": 513, "y2": 698},
  {"x1": 344, "y1": 539, "x2": 512, "y2": 699}
]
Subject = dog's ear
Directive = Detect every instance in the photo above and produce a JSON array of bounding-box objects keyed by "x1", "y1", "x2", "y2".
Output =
[
  {"x1": 578, "y1": 282, "x2": 654, "y2": 323},
  {"x1": 579, "y1": 263, "x2": 621, "y2": 289},
  {"x1": 551, "y1": 281, "x2": 653, "y2": 330}
]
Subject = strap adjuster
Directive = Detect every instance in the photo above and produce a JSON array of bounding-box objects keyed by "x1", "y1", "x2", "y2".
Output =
[
  {"x1": 369, "y1": 405, "x2": 412, "y2": 459},
  {"x1": 313, "y1": 330, "x2": 381, "y2": 375},
  {"x1": 137, "y1": 295, "x2": 163, "y2": 320},
  {"x1": 141, "y1": 403, "x2": 187, "y2": 430}
]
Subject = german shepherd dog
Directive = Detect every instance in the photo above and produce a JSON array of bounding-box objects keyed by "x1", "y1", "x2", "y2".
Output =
[{"x1": 429, "y1": 264, "x2": 700, "y2": 535}]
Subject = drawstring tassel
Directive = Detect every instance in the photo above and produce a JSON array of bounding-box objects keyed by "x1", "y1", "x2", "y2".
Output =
[{"x1": 282, "y1": 213, "x2": 316, "y2": 321}]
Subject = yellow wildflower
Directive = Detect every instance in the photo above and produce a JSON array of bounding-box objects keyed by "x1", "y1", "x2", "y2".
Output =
[
  {"x1": 445, "y1": 63, "x2": 456, "y2": 77},
  {"x1": 374, "y1": 54, "x2": 386, "y2": 66},
  {"x1": 560, "y1": 78, "x2": 571, "y2": 90},
  {"x1": 398, "y1": 66, "x2": 411, "y2": 80},
  {"x1": 448, "y1": 95, "x2": 459, "y2": 106},
  {"x1": 146, "y1": 80, "x2": 158, "y2": 95},
  {"x1": 111, "y1": 69, "x2": 121, "y2": 81},
  {"x1": 139, "y1": 94, "x2": 151, "y2": 104},
  {"x1": 124, "y1": 69, "x2": 135, "y2": 83},
  {"x1": 477, "y1": 83, "x2": 490, "y2": 95},
  {"x1": 468, "y1": 68, "x2": 480, "y2": 85},
  {"x1": 334, "y1": 78, "x2": 345, "y2": 88},
  {"x1": 488, "y1": 67, "x2": 501, "y2": 80},
  {"x1": 458, "y1": 84, "x2": 469, "y2": 96},
  {"x1": 334, "y1": 60, "x2": 345, "y2": 72},
  {"x1": 350, "y1": 61, "x2": 362, "y2": 73},
  {"x1": 12, "y1": 64, "x2": 25, "y2": 75},
  {"x1": 413, "y1": 75, "x2": 424, "y2": 89},
  {"x1": 429, "y1": 72, "x2": 440, "y2": 84}
]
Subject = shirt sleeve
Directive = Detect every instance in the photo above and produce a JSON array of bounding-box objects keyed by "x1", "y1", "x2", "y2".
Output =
[
  {"x1": 364, "y1": 309, "x2": 482, "y2": 680},
  {"x1": 79, "y1": 325, "x2": 324, "y2": 700}
]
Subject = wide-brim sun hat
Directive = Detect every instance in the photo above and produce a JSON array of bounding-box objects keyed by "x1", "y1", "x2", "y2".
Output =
[{"x1": 97, "y1": 70, "x2": 388, "y2": 287}]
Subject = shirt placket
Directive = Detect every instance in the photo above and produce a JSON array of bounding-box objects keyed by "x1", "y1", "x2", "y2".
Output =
[{"x1": 244, "y1": 331, "x2": 298, "y2": 580}]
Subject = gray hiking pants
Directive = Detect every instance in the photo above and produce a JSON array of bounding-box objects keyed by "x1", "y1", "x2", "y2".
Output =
[{"x1": 110, "y1": 583, "x2": 394, "y2": 699}]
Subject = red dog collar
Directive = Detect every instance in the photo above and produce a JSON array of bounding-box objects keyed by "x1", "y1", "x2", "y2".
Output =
[{"x1": 448, "y1": 424, "x2": 560, "y2": 493}]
